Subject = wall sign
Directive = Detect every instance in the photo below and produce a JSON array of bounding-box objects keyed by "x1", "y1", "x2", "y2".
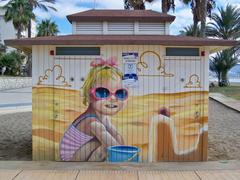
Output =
[{"x1": 122, "y1": 52, "x2": 139, "y2": 88}]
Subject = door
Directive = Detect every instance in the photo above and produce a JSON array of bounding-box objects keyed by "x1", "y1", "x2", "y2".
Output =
[{"x1": 34, "y1": 46, "x2": 208, "y2": 162}]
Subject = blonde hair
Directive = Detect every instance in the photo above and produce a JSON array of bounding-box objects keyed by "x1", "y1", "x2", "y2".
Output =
[{"x1": 82, "y1": 65, "x2": 123, "y2": 105}]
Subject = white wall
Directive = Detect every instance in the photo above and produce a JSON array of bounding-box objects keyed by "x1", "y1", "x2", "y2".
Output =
[{"x1": 73, "y1": 21, "x2": 168, "y2": 35}]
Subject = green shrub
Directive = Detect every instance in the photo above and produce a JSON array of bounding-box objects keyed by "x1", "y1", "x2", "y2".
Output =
[{"x1": 0, "y1": 51, "x2": 25, "y2": 76}]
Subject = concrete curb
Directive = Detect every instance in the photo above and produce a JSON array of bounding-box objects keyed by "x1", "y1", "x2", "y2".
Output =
[
  {"x1": 209, "y1": 93, "x2": 240, "y2": 113},
  {"x1": 0, "y1": 107, "x2": 32, "y2": 115},
  {"x1": 0, "y1": 161, "x2": 239, "y2": 171}
]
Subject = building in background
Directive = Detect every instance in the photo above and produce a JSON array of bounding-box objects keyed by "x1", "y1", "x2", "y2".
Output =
[{"x1": 0, "y1": 7, "x2": 36, "y2": 52}]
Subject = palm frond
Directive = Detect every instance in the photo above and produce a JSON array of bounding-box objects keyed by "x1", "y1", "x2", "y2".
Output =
[
  {"x1": 207, "y1": 4, "x2": 240, "y2": 40},
  {"x1": 37, "y1": 19, "x2": 59, "y2": 37}
]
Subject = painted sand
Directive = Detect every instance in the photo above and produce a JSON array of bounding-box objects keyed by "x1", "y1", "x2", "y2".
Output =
[{"x1": 32, "y1": 87, "x2": 208, "y2": 161}]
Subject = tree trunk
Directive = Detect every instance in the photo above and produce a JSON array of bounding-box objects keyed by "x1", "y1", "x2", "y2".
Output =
[
  {"x1": 193, "y1": 13, "x2": 198, "y2": 37},
  {"x1": 217, "y1": 74, "x2": 221, "y2": 86},
  {"x1": 162, "y1": 0, "x2": 168, "y2": 13},
  {"x1": 221, "y1": 71, "x2": 229, "y2": 86},
  {"x1": 28, "y1": 20, "x2": 31, "y2": 38},
  {"x1": 200, "y1": 0, "x2": 207, "y2": 37},
  {"x1": 25, "y1": 54, "x2": 32, "y2": 77},
  {"x1": 28, "y1": 4, "x2": 34, "y2": 38},
  {"x1": 135, "y1": 1, "x2": 145, "y2": 9},
  {"x1": 192, "y1": 0, "x2": 202, "y2": 37},
  {"x1": 17, "y1": 28, "x2": 21, "y2": 39}
]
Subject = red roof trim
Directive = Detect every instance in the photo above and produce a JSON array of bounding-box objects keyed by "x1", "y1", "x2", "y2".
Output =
[{"x1": 66, "y1": 9, "x2": 176, "y2": 23}]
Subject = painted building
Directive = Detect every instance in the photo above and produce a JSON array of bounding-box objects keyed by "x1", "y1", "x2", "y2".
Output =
[{"x1": 5, "y1": 9, "x2": 237, "y2": 162}]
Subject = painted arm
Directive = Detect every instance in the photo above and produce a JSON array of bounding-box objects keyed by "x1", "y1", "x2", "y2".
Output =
[
  {"x1": 105, "y1": 121, "x2": 125, "y2": 145},
  {"x1": 90, "y1": 121, "x2": 120, "y2": 148}
]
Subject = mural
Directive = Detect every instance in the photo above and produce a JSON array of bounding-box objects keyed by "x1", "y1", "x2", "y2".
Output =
[
  {"x1": 32, "y1": 52, "x2": 208, "y2": 162},
  {"x1": 184, "y1": 74, "x2": 202, "y2": 88},
  {"x1": 137, "y1": 51, "x2": 174, "y2": 77},
  {"x1": 60, "y1": 58, "x2": 127, "y2": 161},
  {"x1": 37, "y1": 65, "x2": 71, "y2": 87}
]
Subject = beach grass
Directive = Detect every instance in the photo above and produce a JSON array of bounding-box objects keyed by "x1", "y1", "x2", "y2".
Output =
[{"x1": 210, "y1": 86, "x2": 240, "y2": 100}]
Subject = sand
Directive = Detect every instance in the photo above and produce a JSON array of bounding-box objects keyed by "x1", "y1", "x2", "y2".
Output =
[
  {"x1": 208, "y1": 100, "x2": 240, "y2": 161},
  {"x1": 0, "y1": 112, "x2": 32, "y2": 160},
  {"x1": 0, "y1": 99, "x2": 239, "y2": 161}
]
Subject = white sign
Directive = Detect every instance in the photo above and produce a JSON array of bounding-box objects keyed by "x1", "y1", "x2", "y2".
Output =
[{"x1": 122, "y1": 52, "x2": 139, "y2": 88}]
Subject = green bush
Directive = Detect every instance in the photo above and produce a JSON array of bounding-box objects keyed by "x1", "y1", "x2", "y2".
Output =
[{"x1": 0, "y1": 51, "x2": 25, "y2": 76}]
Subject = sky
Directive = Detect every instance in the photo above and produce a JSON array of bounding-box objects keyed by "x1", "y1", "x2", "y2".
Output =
[{"x1": 1, "y1": 0, "x2": 240, "y2": 35}]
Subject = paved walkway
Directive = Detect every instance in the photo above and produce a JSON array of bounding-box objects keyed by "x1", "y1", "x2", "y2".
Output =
[
  {"x1": 0, "y1": 161, "x2": 240, "y2": 180},
  {"x1": 0, "y1": 87, "x2": 32, "y2": 111},
  {"x1": 209, "y1": 93, "x2": 240, "y2": 112}
]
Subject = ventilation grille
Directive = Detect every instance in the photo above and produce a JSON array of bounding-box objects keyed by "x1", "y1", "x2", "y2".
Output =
[
  {"x1": 108, "y1": 22, "x2": 134, "y2": 33},
  {"x1": 75, "y1": 22, "x2": 103, "y2": 34},
  {"x1": 139, "y1": 22, "x2": 165, "y2": 33}
]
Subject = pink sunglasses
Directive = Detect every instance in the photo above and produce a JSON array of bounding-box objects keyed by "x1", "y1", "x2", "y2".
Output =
[{"x1": 90, "y1": 87, "x2": 128, "y2": 101}]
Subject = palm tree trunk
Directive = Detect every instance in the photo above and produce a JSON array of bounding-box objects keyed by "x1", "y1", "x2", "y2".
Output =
[
  {"x1": 26, "y1": 55, "x2": 32, "y2": 77},
  {"x1": 162, "y1": 0, "x2": 168, "y2": 13},
  {"x1": 221, "y1": 71, "x2": 229, "y2": 86},
  {"x1": 200, "y1": 0, "x2": 207, "y2": 37},
  {"x1": 135, "y1": 0, "x2": 145, "y2": 9},
  {"x1": 28, "y1": 20, "x2": 31, "y2": 38},
  {"x1": 17, "y1": 28, "x2": 21, "y2": 39},
  {"x1": 28, "y1": 4, "x2": 33, "y2": 38},
  {"x1": 217, "y1": 74, "x2": 221, "y2": 86},
  {"x1": 193, "y1": 14, "x2": 198, "y2": 37}
]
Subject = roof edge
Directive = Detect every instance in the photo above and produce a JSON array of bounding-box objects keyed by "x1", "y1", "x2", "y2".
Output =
[
  {"x1": 4, "y1": 35, "x2": 238, "y2": 48},
  {"x1": 66, "y1": 9, "x2": 176, "y2": 23}
]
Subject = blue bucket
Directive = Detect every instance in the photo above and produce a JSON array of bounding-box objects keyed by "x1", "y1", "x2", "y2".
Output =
[{"x1": 107, "y1": 145, "x2": 140, "y2": 162}]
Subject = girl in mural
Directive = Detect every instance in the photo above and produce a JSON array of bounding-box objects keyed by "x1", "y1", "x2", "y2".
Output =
[{"x1": 60, "y1": 58, "x2": 127, "y2": 161}]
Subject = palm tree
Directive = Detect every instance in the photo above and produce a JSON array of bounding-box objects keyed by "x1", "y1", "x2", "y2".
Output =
[
  {"x1": 124, "y1": 0, "x2": 144, "y2": 9},
  {"x1": 37, "y1": 19, "x2": 59, "y2": 37},
  {"x1": 124, "y1": 0, "x2": 175, "y2": 12},
  {"x1": 207, "y1": 5, "x2": 240, "y2": 87},
  {"x1": 124, "y1": 0, "x2": 151, "y2": 10},
  {"x1": 210, "y1": 49, "x2": 238, "y2": 86},
  {"x1": 179, "y1": 24, "x2": 201, "y2": 37},
  {"x1": 26, "y1": 0, "x2": 57, "y2": 38},
  {"x1": 3, "y1": 0, "x2": 35, "y2": 39},
  {"x1": 2, "y1": 0, "x2": 57, "y2": 37},
  {"x1": 181, "y1": 0, "x2": 215, "y2": 37},
  {"x1": 206, "y1": 5, "x2": 240, "y2": 40},
  {"x1": 162, "y1": 0, "x2": 175, "y2": 13}
]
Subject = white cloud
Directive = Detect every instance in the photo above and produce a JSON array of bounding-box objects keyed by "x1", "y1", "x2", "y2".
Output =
[
  {"x1": 33, "y1": 9, "x2": 51, "y2": 19},
  {"x1": 94, "y1": 0, "x2": 124, "y2": 9},
  {"x1": 33, "y1": 0, "x2": 124, "y2": 19},
  {"x1": 2, "y1": 0, "x2": 240, "y2": 35},
  {"x1": 145, "y1": 1, "x2": 161, "y2": 11},
  {"x1": 145, "y1": 0, "x2": 193, "y2": 35},
  {"x1": 170, "y1": 8, "x2": 193, "y2": 35},
  {"x1": 216, "y1": 0, "x2": 240, "y2": 8},
  {"x1": 34, "y1": 0, "x2": 89, "y2": 19}
]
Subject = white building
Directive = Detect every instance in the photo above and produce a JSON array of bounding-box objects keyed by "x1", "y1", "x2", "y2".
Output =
[
  {"x1": 5, "y1": 9, "x2": 237, "y2": 162},
  {"x1": 0, "y1": 7, "x2": 36, "y2": 52}
]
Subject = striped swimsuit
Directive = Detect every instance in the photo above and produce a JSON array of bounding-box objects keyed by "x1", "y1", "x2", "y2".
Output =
[{"x1": 60, "y1": 114, "x2": 98, "y2": 161}]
